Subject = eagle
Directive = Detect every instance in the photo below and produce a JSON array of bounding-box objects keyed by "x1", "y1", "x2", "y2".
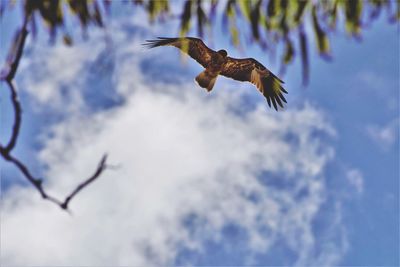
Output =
[{"x1": 144, "y1": 37, "x2": 287, "y2": 110}]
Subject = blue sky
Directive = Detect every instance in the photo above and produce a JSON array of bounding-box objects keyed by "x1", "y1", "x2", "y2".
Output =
[{"x1": 1, "y1": 3, "x2": 399, "y2": 266}]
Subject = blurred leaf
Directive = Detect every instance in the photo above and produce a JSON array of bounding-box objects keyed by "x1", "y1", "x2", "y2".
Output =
[
  {"x1": 250, "y1": 0, "x2": 262, "y2": 40},
  {"x1": 196, "y1": 0, "x2": 208, "y2": 38},
  {"x1": 147, "y1": 0, "x2": 169, "y2": 22},
  {"x1": 279, "y1": 0, "x2": 289, "y2": 35},
  {"x1": 63, "y1": 34, "x2": 73, "y2": 46},
  {"x1": 32, "y1": 0, "x2": 63, "y2": 28},
  {"x1": 180, "y1": 0, "x2": 192, "y2": 36},
  {"x1": 312, "y1": 5, "x2": 330, "y2": 56},
  {"x1": 299, "y1": 28, "x2": 309, "y2": 85},
  {"x1": 133, "y1": 0, "x2": 144, "y2": 5},
  {"x1": 282, "y1": 37, "x2": 294, "y2": 64},
  {"x1": 294, "y1": 0, "x2": 308, "y2": 24},
  {"x1": 24, "y1": 0, "x2": 38, "y2": 17},
  {"x1": 225, "y1": 0, "x2": 241, "y2": 47},
  {"x1": 329, "y1": 0, "x2": 339, "y2": 29},
  {"x1": 2, "y1": 0, "x2": 397, "y2": 86},
  {"x1": 93, "y1": 1, "x2": 103, "y2": 27},
  {"x1": 343, "y1": 0, "x2": 362, "y2": 36},
  {"x1": 238, "y1": 0, "x2": 252, "y2": 21},
  {"x1": 23, "y1": 0, "x2": 64, "y2": 40},
  {"x1": 280, "y1": 0, "x2": 289, "y2": 10},
  {"x1": 67, "y1": 0, "x2": 91, "y2": 27},
  {"x1": 230, "y1": 25, "x2": 240, "y2": 47},
  {"x1": 148, "y1": 0, "x2": 155, "y2": 20},
  {"x1": 267, "y1": 0, "x2": 277, "y2": 18},
  {"x1": 368, "y1": 0, "x2": 383, "y2": 20}
]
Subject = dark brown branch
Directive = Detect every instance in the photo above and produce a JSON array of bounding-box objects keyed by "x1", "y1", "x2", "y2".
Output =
[
  {"x1": 0, "y1": 14, "x2": 109, "y2": 212},
  {"x1": 0, "y1": 15, "x2": 28, "y2": 153},
  {"x1": 3, "y1": 81, "x2": 22, "y2": 153},
  {"x1": 61, "y1": 154, "x2": 108, "y2": 210},
  {"x1": 0, "y1": 148, "x2": 108, "y2": 211},
  {"x1": 3, "y1": 16, "x2": 29, "y2": 82}
]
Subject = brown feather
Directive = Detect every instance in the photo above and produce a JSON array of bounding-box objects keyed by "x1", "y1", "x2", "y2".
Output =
[
  {"x1": 221, "y1": 57, "x2": 287, "y2": 110},
  {"x1": 144, "y1": 37, "x2": 288, "y2": 111},
  {"x1": 143, "y1": 37, "x2": 215, "y2": 68}
]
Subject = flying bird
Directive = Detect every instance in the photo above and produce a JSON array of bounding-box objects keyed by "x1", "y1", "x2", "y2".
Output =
[{"x1": 144, "y1": 37, "x2": 287, "y2": 110}]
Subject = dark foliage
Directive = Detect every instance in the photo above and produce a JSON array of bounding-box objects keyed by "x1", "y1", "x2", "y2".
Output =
[
  {"x1": 1, "y1": 0, "x2": 397, "y2": 83},
  {"x1": 0, "y1": 0, "x2": 397, "y2": 210}
]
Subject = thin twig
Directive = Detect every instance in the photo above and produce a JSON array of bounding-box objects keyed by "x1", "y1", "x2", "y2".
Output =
[
  {"x1": 3, "y1": 80, "x2": 22, "y2": 153},
  {"x1": 3, "y1": 15, "x2": 29, "y2": 82},
  {"x1": 0, "y1": 13, "x2": 109, "y2": 212},
  {"x1": 0, "y1": 148, "x2": 108, "y2": 211},
  {"x1": 61, "y1": 154, "x2": 108, "y2": 210}
]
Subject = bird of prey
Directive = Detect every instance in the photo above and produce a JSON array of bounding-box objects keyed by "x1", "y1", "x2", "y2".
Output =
[{"x1": 144, "y1": 37, "x2": 287, "y2": 110}]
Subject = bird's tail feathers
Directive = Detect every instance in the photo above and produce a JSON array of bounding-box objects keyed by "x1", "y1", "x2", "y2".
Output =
[{"x1": 195, "y1": 70, "x2": 218, "y2": 92}]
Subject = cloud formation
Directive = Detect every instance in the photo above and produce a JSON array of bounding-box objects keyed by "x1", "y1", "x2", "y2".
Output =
[
  {"x1": 346, "y1": 168, "x2": 364, "y2": 194},
  {"x1": 367, "y1": 118, "x2": 399, "y2": 151},
  {"x1": 2, "y1": 20, "x2": 347, "y2": 266}
]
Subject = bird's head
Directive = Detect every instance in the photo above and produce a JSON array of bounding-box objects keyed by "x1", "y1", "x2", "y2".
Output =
[{"x1": 217, "y1": 49, "x2": 228, "y2": 58}]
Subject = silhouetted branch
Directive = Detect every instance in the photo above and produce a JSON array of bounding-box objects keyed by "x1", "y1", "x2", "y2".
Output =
[
  {"x1": 2, "y1": 16, "x2": 29, "y2": 82},
  {"x1": 0, "y1": 14, "x2": 109, "y2": 212},
  {"x1": 0, "y1": 16, "x2": 28, "y2": 154},
  {"x1": 0, "y1": 149, "x2": 108, "y2": 211},
  {"x1": 60, "y1": 154, "x2": 108, "y2": 210},
  {"x1": 3, "y1": 81, "x2": 21, "y2": 153}
]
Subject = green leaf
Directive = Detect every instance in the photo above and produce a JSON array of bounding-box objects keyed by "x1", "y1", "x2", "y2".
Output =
[
  {"x1": 299, "y1": 28, "x2": 309, "y2": 85},
  {"x1": 250, "y1": 0, "x2": 262, "y2": 40},
  {"x1": 180, "y1": 0, "x2": 192, "y2": 36},
  {"x1": 238, "y1": 0, "x2": 252, "y2": 20},
  {"x1": 343, "y1": 0, "x2": 363, "y2": 36},
  {"x1": 267, "y1": 0, "x2": 278, "y2": 18},
  {"x1": 294, "y1": 0, "x2": 308, "y2": 24},
  {"x1": 312, "y1": 5, "x2": 330, "y2": 56},
  {"x1": 283, "y1": 38, "x2": 294, "y2": 64},
  {"x1": 196, "y1": 0, "x2": 208, "y2": 37}
]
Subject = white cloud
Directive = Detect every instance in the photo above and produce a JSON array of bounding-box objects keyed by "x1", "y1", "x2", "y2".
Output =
[
  {"x1": 1, "y1": 17, "x2": 347, "y2": 266},
  {"x1": 346, "y1": 168, "x2": 364, "y2": 194},
  {"x1": 367, "y1": 118, "x2": 399, "y2": 150}
]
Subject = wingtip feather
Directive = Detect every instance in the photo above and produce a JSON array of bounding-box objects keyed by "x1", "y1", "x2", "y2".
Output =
[
  {"x1": 266, "y1": 97, "x2": 272, "y2": 107},
  {"x1": 275, "y1": 96, "x2": 284, "y2": 108},
  {"x1": 271, "y1": 97, "x2": 278, "y2": 111},
  {"x1": 143, "y1": 37, "x2": 179, "y2": 48}
]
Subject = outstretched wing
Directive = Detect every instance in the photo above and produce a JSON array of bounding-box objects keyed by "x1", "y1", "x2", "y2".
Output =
[
  {"x1": 220, "y1": 57, "x2": 287, "y2": 110},
  {"x1": 143, "y1": 37, "x2": 215, "y2": 68}
]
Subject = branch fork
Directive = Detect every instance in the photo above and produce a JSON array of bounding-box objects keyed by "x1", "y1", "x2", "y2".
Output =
[{"x1": 1, "y1": 15, "x2": 108, "y2": 212}]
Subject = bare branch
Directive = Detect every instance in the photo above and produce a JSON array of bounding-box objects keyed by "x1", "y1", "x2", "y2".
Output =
[
  {"x1": 3, "y1": 81, "x2": 22, "y2": 153},
  {"x1": 0, "y1": 149, "x2": 108, "y2": 211},
  {"x1": 0, "y1": 146, "x2": 46, "y2": 198},
  {"x1": 0, "y1": 15, "x2": 28, "y2": 153},
  {"x1": 61, "y1": 154, "x2": 108, "y2": 210},
  {"x1": 2, "y1": 16, "x2": 29, "y2": 82},
  {"x1": 0, "y1": 14, "x2": 109, "y2": 212}
]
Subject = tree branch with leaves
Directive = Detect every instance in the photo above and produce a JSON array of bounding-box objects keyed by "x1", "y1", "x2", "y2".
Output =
[{"x1": 2, "y1": 0, "x2": 396, "y2": 83}]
